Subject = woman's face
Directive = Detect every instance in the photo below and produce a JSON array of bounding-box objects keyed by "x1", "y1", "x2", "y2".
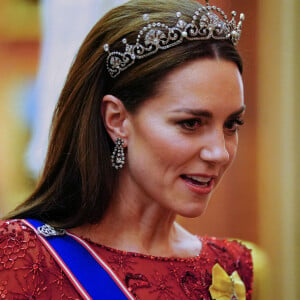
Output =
[{"x1": 124, "y1": 58, "x2": 245, "y2": 217}]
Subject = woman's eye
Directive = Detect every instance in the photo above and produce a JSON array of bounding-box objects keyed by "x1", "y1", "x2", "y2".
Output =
[
  {"x1": 224, "y1": 118, "x2": 245, "y2": 133},
  {"x1": 178, "y1": 119, "x2": 203, "y2": 130}
]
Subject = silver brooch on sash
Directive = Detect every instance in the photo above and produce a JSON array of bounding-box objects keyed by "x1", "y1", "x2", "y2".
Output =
[{"x1": 37, "y1": 224, "x2": 66, "y2": 237}]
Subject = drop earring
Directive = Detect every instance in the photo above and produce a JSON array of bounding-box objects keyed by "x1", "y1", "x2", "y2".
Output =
[{"x1": 111, "y1": 137, "x2": 125, "y2": 170}]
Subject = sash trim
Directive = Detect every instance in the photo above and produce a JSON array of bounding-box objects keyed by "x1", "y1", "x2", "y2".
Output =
[
  {"x1": 67, "y1": 231, "x2": 135, "y2": 299},
  {"x1": 22, "y1": 219, "x2": 135, "y2": 300}
]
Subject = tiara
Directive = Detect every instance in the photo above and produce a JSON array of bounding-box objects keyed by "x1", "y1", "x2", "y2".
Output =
[{"x1": 103, "y1": 0, "x2": 245, "y2": 78}]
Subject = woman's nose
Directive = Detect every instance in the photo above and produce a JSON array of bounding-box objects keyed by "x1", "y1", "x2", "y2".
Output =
[{"x1": 199, "y1": 130, "x2": 230, "y2": 165}]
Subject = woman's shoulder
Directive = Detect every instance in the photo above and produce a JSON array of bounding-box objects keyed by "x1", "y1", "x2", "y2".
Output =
[
  {"x1": 0, "y1": 218, "x2": 43, "y2": 274},
  {"x1": 0, "y1": 218, "x2": 36, "y2": 246},
  {"x1": 1, "y1": 218, "x2": 30, "y2": 231},
  {"x1": 0, "y1": 219, "x2": 80, "y2": 299},
  {"x1": 201, "y1": 236, "x2": 253, "y2": 270},
  {"x1": 202, "y1": 236, "x2": 252, "y2": 257},
  {"x1": 201, "y1": 236, "x2": 253, "y2": 294}
]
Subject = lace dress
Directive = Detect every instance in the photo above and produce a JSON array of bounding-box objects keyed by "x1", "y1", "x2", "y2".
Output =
[{"x1": 0, "y1": 219, "x2": 253, "y2": 299}]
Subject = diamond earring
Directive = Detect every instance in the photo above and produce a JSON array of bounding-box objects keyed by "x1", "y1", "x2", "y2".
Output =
[{"x1": 111, "y1": 138, "x2": 125, "y2": 170}]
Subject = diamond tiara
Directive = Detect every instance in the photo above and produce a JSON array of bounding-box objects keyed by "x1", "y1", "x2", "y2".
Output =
[{"x1": 103, "y1": 0, "x2": 245, "y2": 78}]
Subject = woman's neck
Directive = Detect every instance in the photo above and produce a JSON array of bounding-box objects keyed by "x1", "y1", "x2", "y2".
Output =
[
  {"x1": 71, "y1": 173, "x2": 202, "y2": 258},
  {"x1": 70, "y1": 196, "x2": 201, "y2": 258}
]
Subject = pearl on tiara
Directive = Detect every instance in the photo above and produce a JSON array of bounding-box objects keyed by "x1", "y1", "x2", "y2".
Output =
[
  {"x1": 143, "y1": 14, "x2": 150, "y2": 22},
  {"x1": 103, "y1": 1, "x2": 245, "y2": 78}
]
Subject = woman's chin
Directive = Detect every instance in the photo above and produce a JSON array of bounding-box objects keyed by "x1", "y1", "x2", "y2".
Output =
[{"x1": 176, "y1": 202, "x2": 209, "y2": 218}]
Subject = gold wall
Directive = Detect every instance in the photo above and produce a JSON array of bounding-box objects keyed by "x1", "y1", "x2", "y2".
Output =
[
  {"x1": 296, "y1": 2, "x2": 300, "y2": 297},
  {"x1": 257, "y1": 0, "x2": 299, "y2": 298},
  {"x1": 0, "y1": 0, "x2": 40, "y2": 214}
]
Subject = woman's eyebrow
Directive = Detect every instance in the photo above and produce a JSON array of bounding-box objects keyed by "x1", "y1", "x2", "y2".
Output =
[
  {"x1": 169, "y1": 108, "x2": 213, "y2": 118},
  {"x1": 169, "y1": 105, "x2": 246, "y2": 118},
  {"x1": 228, "y1": 105, "x2": 246, "y2": 118}
]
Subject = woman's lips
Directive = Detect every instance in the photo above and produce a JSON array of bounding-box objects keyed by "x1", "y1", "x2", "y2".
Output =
[{"x1": 180, "y1": 174, "x2": 216, "y2": 194}]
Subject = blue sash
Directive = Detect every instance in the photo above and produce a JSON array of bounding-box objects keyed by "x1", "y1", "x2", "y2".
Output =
[{"x1": 24, "y1": 219, "x2": 134, "y2": 300}]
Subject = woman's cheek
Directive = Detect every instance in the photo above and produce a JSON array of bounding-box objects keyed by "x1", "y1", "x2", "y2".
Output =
[{"x1": 226, "y1": 138, "x2": 239, "y2": 165}]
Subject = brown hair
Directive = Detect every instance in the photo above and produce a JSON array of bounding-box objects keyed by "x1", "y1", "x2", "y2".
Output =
[{"x1": 6, "y1": 0, "x2": 242, "y2": 228}]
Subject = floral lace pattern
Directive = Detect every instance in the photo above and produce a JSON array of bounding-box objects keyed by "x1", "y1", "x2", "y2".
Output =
[{"x1": 0, "y1": 220, "x2": 252, "y2": 299}]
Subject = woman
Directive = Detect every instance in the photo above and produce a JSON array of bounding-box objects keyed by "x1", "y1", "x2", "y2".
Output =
[{"x1": 1, "y1": 0, "x2": 252, "y2": 299}]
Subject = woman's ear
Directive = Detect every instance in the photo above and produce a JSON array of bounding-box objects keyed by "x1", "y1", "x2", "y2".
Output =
[{"x1": 101, "y1": 95, "x2": 129, "y2": 143}]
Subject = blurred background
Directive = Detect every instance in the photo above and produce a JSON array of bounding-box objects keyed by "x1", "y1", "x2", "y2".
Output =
[{"x1": 0, "y1": 0, "x2": 298, "y2": 299}]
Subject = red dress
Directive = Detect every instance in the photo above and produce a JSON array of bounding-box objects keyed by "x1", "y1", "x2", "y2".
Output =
[{"x1": 0, "y1": 220, "x2": 253, "y2": 299}]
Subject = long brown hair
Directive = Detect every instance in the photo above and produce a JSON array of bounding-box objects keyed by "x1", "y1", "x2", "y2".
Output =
[{"x1": 6, "y1": 0, "x2": 243, "y2": 228}]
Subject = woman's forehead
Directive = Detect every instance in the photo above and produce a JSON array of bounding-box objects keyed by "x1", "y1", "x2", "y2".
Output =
[
  {"x1": 154, "y1": 58, "x2": 243, "y2": 102},
  {"x1": 132, "y1": 60, "x2": 244, "y2": 121}
]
